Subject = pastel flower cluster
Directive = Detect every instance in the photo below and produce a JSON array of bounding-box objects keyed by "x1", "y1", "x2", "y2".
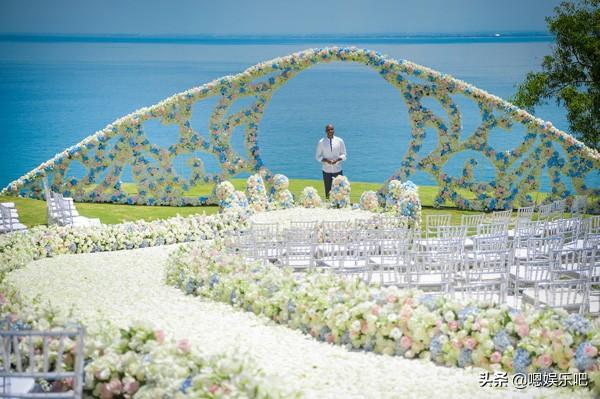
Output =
[
  {"x1": 4, "y1": 47, "x2": 596, "y2": 210},
  {"x1": 359, "y1": 191, "x2": 379, "y2": 212},
  {"x1": 0, "y1": 292, "x2": 290, "y2": 399},
  {"x1": 330, "y1": 176, "x2": 351, "y2": 208},
  {"x1": 385, "y1": 180, "x2": 422, "y2": 227},
  {"x1": 0, "y1": 211, "x2": 248, "y2": 281},
  {"x1": 246, "y1": 174, "x2": 269, "y2": 212},
  {"x1": 216, "y1": 181, "x2": 249, "y2": 212},
  {"x1": 269, "y1": 174, "x2": 294, "y2": 209},
  {"x1": 166, "y1": 241, "x2": 600, "y2": 394},
  {"x1": 300, "y1": 186, "x2": 322, "y2": 208}
]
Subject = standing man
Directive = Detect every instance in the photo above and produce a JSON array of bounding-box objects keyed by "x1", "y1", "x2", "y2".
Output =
[{"x1": 315, "y1": 124, "x2": 347, "y2": 199}]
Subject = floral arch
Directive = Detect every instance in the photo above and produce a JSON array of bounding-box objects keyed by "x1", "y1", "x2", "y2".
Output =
[{"x1": 2, "y1": 47, "x2": 599, "y2": 210}]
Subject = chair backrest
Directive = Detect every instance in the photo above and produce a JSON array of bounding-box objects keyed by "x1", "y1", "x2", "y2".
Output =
[
  {"x1": 488, "y1": 209, "x2": 512, "y2": 223},
  {"x1": 55, "y1": 194, "x2": 77, "y2": 226},
  {"x1": 0, "y1": 325, "x2": 85, "y2": 399},
  {"x1": 473, "y1": 234, "x2": 509, "y2": 252},
  {"x1": 535, "y1": 279, "x2": 589, "y2": 314},
  {"x1": 516, "y1": 206, "x2": 535, "y2": 221},
  {"x1": 436, "y1": 225, "x2": 468, "y2": 240},
  {"x1": 0, "y1": 205, "x2": 13, "y2": 232},
  {"x1": 537, "y1": 203, "x2": 554, "y2": 220},
  {"x1": 460, "y1": 214, "x2": 485, "y2": 235},
  {"x1": 571, "y1": 195, "x2": 588, "y2": 215},
  {"x1": 552, "y1": 199, "x2": 567, "y2": 214},
  {"x1": 476, "y1": 221, "x2": 509, "y2": 238},
  {"x1": 585, "y1": 216, "x2": 600, "y2": 235},
  {"x1": 554, "y1": 247, "x2": 595, "y2": 280},
  {"x1": 524, "y1": 236, "x2": 564, "y2": 261},
  {"x1": 513, "y1": 219, "x2": 545, "y2": 248},
  {"x1": 289, "y1": 220, "x2": 317, "y2": 231},
  {"x1": 425, "y1": 214, "x2": 451, "y2": 229}
]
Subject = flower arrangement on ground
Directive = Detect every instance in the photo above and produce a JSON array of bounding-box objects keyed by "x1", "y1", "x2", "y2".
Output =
[
  {"x1": 359, "y1": 191, "x2": 379, "y2": 212},
  {"x1": 385, "y1": 180, "x2": 421, "y2": 227},
  {"x1": 269, "y1": 174, "x2": 294, "y2": 209},
  {"x1": 330, "y1": 176, "x2": 351, "y2": 208},
  {"x1": 246, "y1": 174, "x2": 268, "y2": 212},
  {"x1": 166, "y1": 241, "x2": 600, "y2": 394},
  {"x1": 216, "y1": 181, "x2": 248, "y2": 212},
  {"x1": 300, "y1": 186, "x2": 322, "y2": 208}
]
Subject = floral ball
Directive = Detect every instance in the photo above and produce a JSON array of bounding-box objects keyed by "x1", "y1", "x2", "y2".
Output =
[
  {"x1": 301, "y1": 186, "x2": 322, "y2": 208},
  {"x1": 216, "y1": 181, "x2": 235, "y2": 200},
  {"x1": 360, "y1": 191, "x2": 378, "y2": 212},
  {"x1": 272, "y1": 174, "x2": 289, "y2": 191}
]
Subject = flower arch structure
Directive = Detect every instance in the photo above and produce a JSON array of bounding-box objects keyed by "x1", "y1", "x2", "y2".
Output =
[{"x1": 2, "y1": 47, "x2": 599, "y2": 210}]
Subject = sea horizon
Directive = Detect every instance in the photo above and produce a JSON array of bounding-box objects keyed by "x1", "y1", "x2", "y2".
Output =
[{"x1": 0, "y1": 31, "x2": 555, "y2": 45}]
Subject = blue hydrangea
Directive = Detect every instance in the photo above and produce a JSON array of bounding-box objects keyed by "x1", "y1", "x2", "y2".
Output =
[
  {"x1": 287, "y1": 300, "x2": 296, "y2": 314},
  {"x1": 209, "y1": 274, "x2": 219, "y2": 288},
  {"x1": 493, "y1": 330, "x2": 513, "y2": 352},
  {"x1": 364, "y1": 338, "x2": 374, "y2": 352},
  {"x1": 69, "y1": 243, "x2": 77, "y2": 253},
  {"x1": 179, "y1": 376, "x2": 192, "y2": 393},
  {"x1": 513, "y1": 348, "x2": 531, "y2": 374},
  {"x1": 575, "y1": 341, "x2": 596, "y2": 371},
  {"x1": 319, "y1": 326, "x2": 331, "y2": 341},
  {"x1": 418, "y1": 294, "x2": 438, "y2": 311},
  {"x1": 341, "y1": 331, "x2": 351, "y2": 345},
  {"x1": 184, "y1": 278, "x2": 197, "y2": 295},
  {"x1": 563, "y1": 314, "x2": 592, "y2": 335},
  {"x1": 458, "y1": 349, "x2": 472, "y2": 367},
  {"x1": 458, "y1": 306, "x2": 480, "y2": 327},
  {"x1": 429, "y1": 334, "x2": 444, "y2": 359}
]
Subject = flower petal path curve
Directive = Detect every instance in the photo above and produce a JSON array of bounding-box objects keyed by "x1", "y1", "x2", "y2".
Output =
[{"x1": 8, "y1": 246, "x2": 589, "y2": 398}]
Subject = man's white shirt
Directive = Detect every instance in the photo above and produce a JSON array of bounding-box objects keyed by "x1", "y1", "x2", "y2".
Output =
[{"x1": 315, "y1": 136, "x2": 347, "y2": 173}]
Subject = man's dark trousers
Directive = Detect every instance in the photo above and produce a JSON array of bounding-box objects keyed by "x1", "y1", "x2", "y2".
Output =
[{"x1": 323, "y1": 171, "x2": 343, "y2": 199}]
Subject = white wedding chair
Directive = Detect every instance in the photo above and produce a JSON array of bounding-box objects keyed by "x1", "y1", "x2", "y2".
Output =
[
  {"x1": 280, "y1": 226, "x2": 317, "y2": 270},
  {"x1": 455, "y1": 247, "x2": 511, "y2": 305},
  {"x1": 571, "y1": 195, "x2": 588, "y2": 216},
  {"x1": 368, "y1": 227, "x2": 413, "y2": 286},
  {"x1": 43, "y1": 178, "x2": 100, "y2": 228},
  {"x1": 460, "y1": 214, "x2": 485, "y2": 236},
  {"x1": 0, "y1": 203, "x2": 27, "y2": 234},
  {"x1": 0, "y1": 324, "x2": 85, "y2": 399},
  {"x1": 405, "y1": 239, "x2": 463, "y2": 294},
  {"x1": 424, "y1": 214, "x2": 452, "y2": 239},
  {"x1": 251, "y1": 222, "x2": 282, "y2": 264},
  {"x1": 515, "y1": 206, "x2": 535, "y2": 222}
]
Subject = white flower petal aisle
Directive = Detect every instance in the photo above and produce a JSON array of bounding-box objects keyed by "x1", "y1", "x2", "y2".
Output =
[{"x1": 8, "y1": 245, "x2": 589, "y2": 398}]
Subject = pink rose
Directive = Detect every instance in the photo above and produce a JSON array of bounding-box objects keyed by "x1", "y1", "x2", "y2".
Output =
[
  {"x1": 464, "y1": 338, "x2": 477, "y2": 350},
  {"x1": 177, "y1": 339, "x2": 191, "y2": 353},
  {"x1": 400, "y1": 335, "x2": 412, "y2": 350},
  {"x1": 403, "y1": 297, "x2": 415, "y2": 306},
  {"x1": 472, "y1": 322, "x2": 481, "y2": 331},
  {"x1": 516, "y1": 324, "x2": 529, "y2": 337},
  {"x1": 452, "y1": 339, "x2": 462, "y2": 349},
  {"x1": 154, "y1": 330, "x2": 166, "y2": 344},
  {"x1": 387, "y1": 295, "x2": 398, "y2": 304},
  {"x1": 537, "y1": 354, "x2": 553, "y2": 369},
  {"x1": 124, "y1": 380, "x2": 140, "y2": 395},
  {"x1": 107, "y1": 378, "x2": 122, "y2": 395},
  {"x1": 326, "y1": 334, "x2": 335, "y2": 344},
  {"x1": 371, "y1": 305, "x2": 381, "y2": 316},
  {"x1": 208, "y1": 384, "x2": 219, "y2": 394},
  {"x1": 99, "y1": 383, "x2": 113, "y2": 399},
  {"x1": 360, "y1": 321, "x2": 369, "y2": 334},
  {"x1": 448, "y1": 320, "x2": 458, "y2": 331},
  {"x1": 490, "y1": 351, "x2": 502, "y2": 363},
  {"x1": 514, "y1": 314, "x2": 525, "y2": 325},
  {"x1": 584, "y1": 345, "x2": 598, "y2": 358},
  {"x1": 0, "y1": 294, "x2": 5, "y2": 304}
]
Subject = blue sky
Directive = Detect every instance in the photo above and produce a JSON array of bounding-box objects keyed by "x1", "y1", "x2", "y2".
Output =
[{"x1": 0, "y1": 0, "x2": 563, "y2": 35}]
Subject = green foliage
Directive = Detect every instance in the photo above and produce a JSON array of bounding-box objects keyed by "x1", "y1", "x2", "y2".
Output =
[{"x1": 512, "y1": 0, "x2": 600, "y2": 150}]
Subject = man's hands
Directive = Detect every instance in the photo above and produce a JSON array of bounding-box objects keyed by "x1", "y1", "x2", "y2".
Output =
[{"x1": 323, "y1": 158, "x2": 342, "y2": 164}]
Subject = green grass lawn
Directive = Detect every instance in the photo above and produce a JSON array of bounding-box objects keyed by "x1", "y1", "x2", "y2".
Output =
[{"x1": 0, "y1": 179, "x2": 563, "y2": 227}]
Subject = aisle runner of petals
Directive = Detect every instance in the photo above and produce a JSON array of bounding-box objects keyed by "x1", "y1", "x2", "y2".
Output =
[{"x1": 3, "y1": 47, "x2": 598, "y2": 210}]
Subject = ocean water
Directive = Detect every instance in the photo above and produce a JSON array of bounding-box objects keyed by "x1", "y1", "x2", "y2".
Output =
[{"x1": 0, "y1": 35, "x2": 577, "y2": 190}]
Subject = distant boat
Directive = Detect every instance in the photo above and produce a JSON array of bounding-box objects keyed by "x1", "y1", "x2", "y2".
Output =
[{"x1": 494, "y1": 33, "x2": 501, "y2": 37}]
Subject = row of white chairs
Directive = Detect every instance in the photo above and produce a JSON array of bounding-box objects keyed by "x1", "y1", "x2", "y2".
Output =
[
  {"x1": 42, "y1": 179, "x2": 100, "y2": 227},
  {"x1": 227, "y1": 217, "x2": 599, "y2": 314}
]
